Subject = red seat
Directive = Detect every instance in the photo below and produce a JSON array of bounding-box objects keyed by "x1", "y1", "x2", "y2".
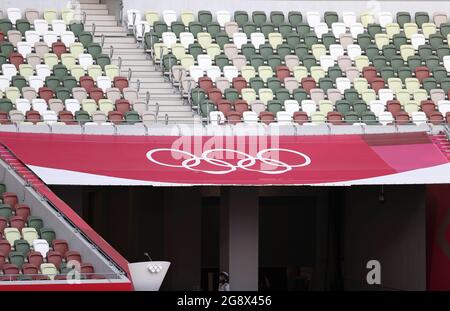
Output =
[
  {"x1": 15, "y1": 204, "x2": 31, "y2": 220},
  {"x1": 2, "y1": 264, "x2": 19, "y2": 281},
  {"x1": 58, "y1": 111, "x2": 77, "y2": 125},
  {"x1": 22, "y1": 263, "x2": 39, "y2": 276},
  {"x1": 79, "y1": 76, "x2": 95, "y2": 92},
  {"x1": 415, "y1": 66, "x2": 430, "y2": 82},
  {"x1": 80, "y1": 263, "x2": 95, "y2": 275},
  {"x1": 2, "y1": 192, "x2": 18, "y2": 208},
  {"x1": 386, "y1": 100, "x2": 402, "y2": 115},
  {"x1": 38, "y1": 87, "x2": 54, "y2": 103},
  {"x1": 113, "y1": 77, "x2": 129, "y2": 92},
  {"x1": 108, "y1": 111, "x2": 124, "y2": 124},
  {"x1": 362, "y1": 66, "x2": 378, "y2": 83},
  {"x1": 9, "y1": 216, "x2": 25, "y2": 231},
  {"x1": 47, "y1": 251, "x2": 63, "y2": 269},
  {"x1": 207, "y1": 88, "x2": 223, "y2": 104},
  {"x1": 0, "y1": 253, "x2": 5, "y2": 270},
  {"x1": 115, "y1": 99, "x2": 131, "y2": 114},
  {"x1": 234, "y1": 100, "x2": 249, "y2": 114},
  {"x1": 9, "y1": 52, "x2": 24, "y2": 69},
  {"x1": 232, "y1": 77, "x2": 247, "y2": 94},
  {"x1": 301, "y1": 77, "x2": 317, "y2": 94},
  {"x1": 28, "y1": 251, "x2": 43, "y2": 268},
  {"x1": 198, "y1": 77, "x2": 214, "y2": 92},
  {"x1": 0, "y1": 32, "x2": 4, "y2": 42},
  {"x1": 260, "y1": 111, "x2": 275, "y2": 125},
  {"x1": 26, "y1": 110, "x2": 42, "y2": 123},
  {"x1": 370, "y1": 78, "x2": 385, "y2": 94},
  {"x1": 276, "y1": 66, "x2": 291, "y2": 80},
  {"x1": 0, "y1": 112, "x2": 10, "y2": 125},
  {"x1": 89, "y1": 87, "x2": 104, "y2": 103},
  {"x1": 0, "y1": 217, "x2": 7, "y2": 233},
  {"x1": 429, "y1": 111, "x2": 444, "y2": 125},
  {"x1": 420, "y1": 100, "x2": 436, "y2": 117},
  {"x1": 52, "y1": 240, "x2": 69, "y2": 257},
  {"x1": 226, "y1": 111, "x2": 242, "y2": 124},
  {"x1": 394, "y1": 111, "x2": 410, "y2": 125},
  {"x1": 51, "y1": 42, "x2": 67, "y2": 58},
  {"x1": 0, "y1": 240, "x2": 11, "y2": 257},
  {"x1": 293, "y1": 111, "x2": 309, "y2": 125},
  {"x1": 327, "y1": 111, "x2": 344, "y2": 125},
  {"x1": 217, "y1": 100, "x2": 233, "y2": 114},
  {"x1": 66, "y1": 251, "x2": 82, "y2": 263}
]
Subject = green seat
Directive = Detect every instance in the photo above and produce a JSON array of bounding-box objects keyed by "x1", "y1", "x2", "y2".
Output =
[
  {"x1": 249, "y1": 77, "x2": 265, "y2": 93},
  {"x1": 53, "y1": 64, "x2": 69, "y2": 81},
  {"x1": 302, "y1": 55, "x2": 317, "y2": 71},
  {"x1": 171, "y1": 22, "x2": 185, "y2": 37},
  {"x1": 352, "y1": 101, "x2": 368, "y2": 117},
  {"x1": 63, "y1": 76, "x2": 78, "y2": 90},
  {"x1": 321, "y1": 33, "x2": 336, "y2": 49},
  {"x1": 206, "y1": 22, "x2": 221, "y2": 37},
  {"x1": 366, "y1": 45, "x2": 380, "y2": 61},
  {"x1": 153, "y1": 21, "x2": 168, "y2": 37},
  {"x1": 224, "y1": 88, "x2": 239, "y2": 102},
  {"x1": 407, "y1": 55, "x2": 422, "y2": 71},
  {"x1": 0, "y1": 19, "x2": 13, "y2": 33},
  {"x1": 372, "y1": 56, "x2": 388, "y2": 70},
  {"x1": 241, "y1": 44, "x2": 256, "y2": 60},
  {"x1": 318, "y1": 77, "x2": 334, "y2": 92},
  {"x1": 200, "y1": 100, "x2": 216, "y2": 117},
  {"x1": 252, "y1": 11, "x2": 267, "y2": 27},
  {"x1": 27, "y1": 216, "x2": 44, "y2": 231},
  {"x1": 357, "y1": 33, "x2": 372, "y2": 50},
  {"x1": 11, "y1": 76, "x2": 27, "y2": 91},
  {"x1": 278, "y1": 23, "x2": 294, "y2": 39},
  {"x1": 335, "y1": 100, "x2": 351, "y2": 114},
  {"x1": 276, "y1": 44, "x2": 292, "y2": 59},
  {"x1": 381, "y1": 44, "x2": 396, "y2": 61},
  {"x1": 440, "y1": 78, "x2": 450, "y2": 93},
  {"x1": 188, "y1": 43, "x2": 203, "y2": 60},
  {"x1": 214, "y1": 32, "x2": 230, "y2": 49},
  {"x1": 293, "y1": 88, "x2": 308, "y2": 102},
  {"x1": 188, "y1": 22, "x2": 203, "y2": 38},
  {"x1": 144, "y1": 32, "x2": 159, "y2": 50},
  {"x1": 396, "y1": 12, "x2": 412, "y2": 28},
  {"x1": 78, "y1": 31, "x2": 93, "y2": 47},
  {"x1": 429, "y1": 34, "x2": 444, "y2": 50},
  {"x1": 267, "y1": 100, "x2": 283, "y2": 113},
  {"x1": 0, "y1": 99, "x2": 13, "y2": 113},
  {"x1": 275, "y1": 88, "x2": 290, "y2": 103},
  {"x1": 361, "y1": 111, "x2": 378, "y2": 124},
  {"x1": 398, "y1": 67, "x2": 412, "y2": 82},
  {"x1": 440, "y1": 23, "x2": 450, "y2": 38},
  {"x1": 425, "y1": 55, "x2": 440, "y2": 70},
  {"x1": 0, "y1": 42, "x2": 14, "y2": 57},
  {"x1": 162, "y1": 54, "x2": 178, "y2": 72},
  {"x1": 344, "y1": 88, "x2": 359, "y2": 104},
  {"x1": 87, "y1": 43, "x2": 102, "y2": 59},
  {"x1": 0, "y1": 184, "x2": 6, "y2": 196},
  {"x1": 344, "y1": 111, "x2": 360, "y2": 124},
  {"x1": 191, "y1": 88, "x2": 206, "y2": 107},
  {"x1": 294, "y1": 44, "x2": 309, "y2": 59},
  {"x1": 261, "y1": 23, "x2": 275, "y2": 37},
  {"x1": 418, "y1": 45, "x2": 433, "y2": 61},
  {"x1": 69, "y1": 22, "x2": 84, "y2": 36},
  {"x1": 390, "y1": 56, "x2": 405, "y2": 72},
  {"x1": 40, "y1": 228, "x2": 56, "y2": 245},
  {"x1": 0, "y1": 204, "x2": 12, "y2": 218},
  {"x1": 124, "y1": 111, "x2": 140, "y2": 124},
  {"x1": 270, "y1": 11, "x2": 285, "y2": 27},
  {"x1": 268, "y1": 55, "x2": 282, "y2": 70},
  {"x1": 14, "y1": 240, "x2": 30, "y2": 257},
  {"x1": 242, "y1": 22, "x2": 257, "y2": 37},
  {"x1": 15, "y1": 19, "x2": 31, "y2": 35},
  {"x1": 214, "y1": 54, "x2": 230, "y2": 70},
  {"x1": 0, "y1": 53, "x2": 7, "y2": 66},
  {"x1": 259, "y1": 44, "x2": 274, "y2": 60},
  {"x1": 380, "y1": 67, "x2": 395, "y2": 80},
  {"x1": 304, "y1": 32, "x2": 318, "y2": 49},
  {"x1": 234, "y1": 11, "x2": 249, "y2": 27},
  {"x1": 436, "y1": 45, "x2": 450, "y2": 61},
  {"x1": 367, "y1": 23, "x2": 382, "y2": 39},
  {"x1": 296, "y1": 23, "x2": 310, "y2": 38},
  {"x1": 287, "y1": 33, "x2": 301, "y2": 49},
  {"x1": 415, "y1": 12, "x2": 429, "y2": 28},
  {"x1": 266, "y1": 77, "x2": 282, "y2": 92},
  {"x1": 327, "y1": 66, "x2": 343, "y2": 82},
  {"x1": 324, "y1": 11, "x2": 339, "y2": 27},
  {"x1": 198, "y1": 10, "x2": 212, "y2": 27},
  {"x1": 45, "y1": 76, "x2": 61, "y2": 91},
  {"x1": 9, "y1": 251, "x2": 25, "y2": 269},
  {"x1": 422, "y1": 78, "x2": 437, "y2": 94},
  {"x1": 288, "y1": 11, "x2": 303, "y2": 27},
  {"x1": 432, "y1": 66, "x2": 447, "y2": 84},
  {"x1": 56, "y1": 87, "x2": 71, "y2": 102},
  {"x1": 392, "y1": 34, "x2": 407, "y2": 50},
  {"x1": 249, "y1": 55, "x2": 264, "y2": 69},
  {"x1": 75, "y1": 110, "x2": 91, "y2": 123}
]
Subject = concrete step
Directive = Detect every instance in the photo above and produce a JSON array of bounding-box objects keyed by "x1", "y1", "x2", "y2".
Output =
[
  {"x1": 79, "y1": 0, "x2": 100, "y2": 3},
  {"x1": 85, "y1": 15, "x2": 116, "y2": 21},
  {"x1": 81, "y1": 9, "x2": 109, "y2": 15},
  {"x1": 111, "y1": 55, "x2": 149, "y2": 62},
  {"x1": 138, "y1": 83, "x2": 174, "y2": 89},
  {"x1": 84, "y1": 20, "x2": 118, "y2": 27},
  {"x1": 85, "y1": 25, "x2": 126, "y2": 33},
  {"x1": 123, "y1": 71, "x2": 165, "y2": 78},
  {"x1": 130, "y1": 77, "x2": 167, "y2": 83},
  {"x1": 102, "y1": 43, "x2": 140, "y2": 49},
  {"x1": 143, "y1": 92, "x2": 182, "y2": 98},
  {"x1": 117, "y1": 59, "x2": 156, "y2": 66},
  {"x1": 94, "y1": 37, "x2": 136, "y2": 44},
  {"x1": 80, "y1": 3, "x2": 108, "y2": 10}
]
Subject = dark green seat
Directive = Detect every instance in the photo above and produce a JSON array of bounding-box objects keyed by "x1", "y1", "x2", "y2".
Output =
[
  {"x1": 396, "y1": 12, "x2": 411, "y2": 28},
  {"x1": 324, "y1": 11, "x2": 339, "y2": 27},
  {"x1": 9, "y1": 252, "x2": 25, "y2": 269},
  {"x1": 234, "y1": 11, "x2": 249, "y2": 27},
  {"x1": 429, "y1": 34, "x2": 444, "y2": 50},
  {"x1": 87, "y1": 43, "x2": 102, "y2": 59},
  {"x1": 171, "y1": 22, "x2": 185, "y2": 37},
  {"x1": 380, "y1": 67, "x2": 395, "y2": 80},
  {"x1": 214, "y1": 32, "x2": 230, "y2": 49},
  {"x1": 11, "y1": 75, "x2": 27, "y2": 91},
  {"x1": 277, "y1": 44, "x2": 292, "y2": 59},
  {"x1": 259, "y1": 44, "x2": 274, "y2": 60},
  {"x1": 407, "y1": 55, "x2": 422, "y2": 71},
  {"x1": 0, "y1": 42, "x2": 14, "y2": 57},
  {"x1": 56, "y1": 87, "x2": 71, "y2": 102},
  {"x1": 124, "y1": 111, "x2": 140, "y2": 124},
  {"x1": 162, "y1": 54, "x2": 177, "y2": 72},
  {"x1": 63, "y1": 76, "x2": 78, "y2": 90},
  {"x1": 191, "y1": 88, "x2": 206, "y2": 107},
  {"x1": 293, "y1": 88, "x2": 308, "y2": 102},
  {"x1": 40, "y1": 228, "x2": 56, "y2": 245},
  {"x1": 14, "y1": 240, "x2": 30, "y2": 257},
  {"x1": 390, "y1": 56, "x2": 405, "y2": 72},
  {"x1": 27, "y1": 216, "x2": 44, "y2": 231},
  {"x1": 381, "y1": 44, "x2": 396, "y2": 61},
  {"x1": 288, "y1": 11, "x2": 303, "y2": 27},
  {"x1": 268, "y1": 55, "x2": 282, "y2": 70},
  {"x1": 200, "y1": 100, "x2": 216, "y2": 117},
  {"x1": 344, "y1": 88, "x2": 359, "y2": 104},
  {"x1": 69, "y1": 22, "x2": 84, "y2": 36},
  {"x1": 0, "y1": 184, "x2": 6, "y2": 197},
  {"x1": 261, "y1": 23, "x2": 275, "y2": 37},
  {"x1": 75, "y1": 110, "x2": 91, "y2": 123},
  {"x1": 361, "y1": 111, "x2": 378, "y2": 125},
  {"x1": 287, "y1": 33, "x2": 301, "y2": 49},
  {"x1": 153, "y1": 21, "x2": 168, "y2": 37},
  {"x1": 53, "y1": 64, "x2": 69, "y2": 81},
  {"x1": 432, "y1": 66, "x2": 447, "y2": 84},
  {"x1": 206, "y1": 22, "x2": 221, "y2": 37},
  {"x1": 0, "y1": 204, "x2": 12, "y2": 218},
  {"x1": 304, "y1": 32, "x2": 318, "y2": 49},
  {"x1": 224, "y1": 88, "x2": 239, "y2": 102},
  {"x1": 15, "y1": 19, "x2": 31, "y2": 35},
  {"x1": 188, "y1": 22, "x2": 202, "y2": 38},
  {"x1": 418, "y1": 45, "x2": 433, "y2": 61},
  {"x1": 0, "y1": 53, "x2": 7, "y2": 66},
  {"x1": 318, "y1": 78, "x2": 334, "y2": 92},
  {"x1": 302, "y1": 55, "x2": 317, "y2": 71},
  {"x1": 0, "y1": 99, "x2": 13, "y2": 113},
  {"x1": 357, "y1": 33, "x2": 372, "y2": 50},
  {"x1": 344, "y1": 111, "x2": 360, "y2": 124},
  {"x1": 366, "y1": 45, "x2": 380, "y2": 61},
  {"x1": 46, "y1": 76, "x2": 61, "y2": 91},
  {"x1": 252, "y1": 11, "x2": 267, "y2": 27},
  {"x1": 296, "y1": 23, "x2": 310, "y2": 38},
  {"x1": 294, "y1": 44, "x2": 309, "y2": 59},
  {"x1": 275, "y1": 88, "x2": 291, "y2": 103},
  {"x1": 422, "y1": 77, "x2": 437, "y2": 94},
  {"x1": 436, "y1": 45, "x2": 450, "y2": 61},
  {"x1": 188, "y1": 43, "x2": 203, "y2": 60},
  {"x1": 425, "y1": 56, "x2": 440, "y2": 71},
  {"x1": 392, "y1": 34, "x2": 407, "y2": 50},
  {"x1": 198, "y1": 10, "x2": 212, "y2": 27},
  {"x1": 249, "y1": 77, "x2": 265, "y2": 93},
  {"x1": 250, "y1": 55, "x2": 265, "y2": 69},
  {"x1": 270, "y1": 11, "x2": 285, "y2": 27},
  {"x1": 372, "y1": 56, "x2": 387, "y2": 70},
  {"x1": 266, "y1": 77, "x2": 282, "y2": 92},
  {"x1": 352, "y1": 101, "x2": 368, "y2": 117},
  {"x1": 321, "y1": 33, "x2": 336, "y2": 49},
  {"x1": 95, "y1": 54, "x2": 111, "y2": 70},
  {"x1": 267, "y1": 100, "x2": 283, "y2": 113},
  {"x1": 241, "y1": 44, "x2": 256, "y2": 60},
  {"x1": 440, "y1": 78, "x2": 450, "y2": 93},
  {"x1": 278, "y1": 23, "x2": 294, "y2": 38},
  {"x1": 335, "y1": 100, "x2": 351, "y2": 115},
  {"x1": 144, "y1": 32, "x2": 160, "y2": 50},
  {"x1": 0, "y1": 19, "x2": 13, "y2": 33},
  {"x1": 415, "y1": 12, "x2": 429, "y2": 27},
  {"x1": 78, "y1": 31, "x2": 93, "y2": 47},
  {"x1": 440, "y1": 23, "x2": 450, "y2": 38},
  {"x1": 327, "y1": 66, "x2": 343, "y2": 82},
  {"x1": 398, "y1": 67, "x2": 412, "y2": 82},
  {"x1": 367, "y1": 23, "x2": 382, "y2": 39},
  {"x1": 214, "y1": 54, "x2": 230, "y2": 70},
  {"x1": 242, "y1": 22, "x2": 257, "y2": 37}
]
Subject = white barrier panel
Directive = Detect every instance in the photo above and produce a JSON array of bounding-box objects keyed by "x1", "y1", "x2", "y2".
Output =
[{"x1": 128, "y1": 261, "x2": 171, "y2": 291}]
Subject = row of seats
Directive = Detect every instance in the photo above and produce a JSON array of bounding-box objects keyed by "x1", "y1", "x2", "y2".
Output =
[{"x1": 0, "y1": 8, "x2": 77, "y2": 26}]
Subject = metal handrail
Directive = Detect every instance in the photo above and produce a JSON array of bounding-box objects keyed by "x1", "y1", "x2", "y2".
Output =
[
  {"x1": 136, "y1": 79, "x2": 141, "y2": 93},
  {"x1": 117, "y1": 56, "x2": 122, "y2": 72},
  {"x1": 118, "y1": 0, "x2": 124, "y2": 26},
  {"x1": 128, "y1": 68, "x2": 132, "y2": 81},
  {"x1": 82, "y1": 11, "x2": 86, "y2": 25},
  {"x1": 109, "y1": 45, "x2": 114, "y2": 59},
  {"x1": 100, "y1": 34, "x2": 105, "y2": 48},
  {"x1": 92, "y1": 23, "x2": 96, "y2": 37}
]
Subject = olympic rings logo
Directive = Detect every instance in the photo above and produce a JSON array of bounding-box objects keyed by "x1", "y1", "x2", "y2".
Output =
[{"x1": 146, "y1": 148, "x2": 311, "y2": 175}]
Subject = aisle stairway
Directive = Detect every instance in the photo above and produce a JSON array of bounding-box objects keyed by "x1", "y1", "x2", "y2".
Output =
[
  {"x1": 431, "y1": 133, "x2": 450, "y2": 161},
  {"x1": 79, "y1": 0, "x2": 200, "y2": 124}
]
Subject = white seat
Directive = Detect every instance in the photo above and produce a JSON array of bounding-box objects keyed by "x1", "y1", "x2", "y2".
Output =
[
  {"x1": 223, "y1": 66, "x2": 239, "y2": 82},
  {"x1": 15, "y1": 99, "x2": 31, "y2": 114},
  {"x1": 250, "y1": 32, "x2": 266, "y2": 49},
  {"x1": 34, "y1": 19, "x2": 49, "y2": 36},
  {"x1": 180, "y1": 32, "x2": 195, "y2": 49},
  {"x1": 411, "y1": 34, "x2": 426, "y2": 50},
  {"x1": 189, "y1": 66, "x2": 204, "y2": 82},
  {"x1": 0, "y1": 76, "x2": 10, "y2": 92},
  {"x1": 349, "y1": 23, "x2": 364, "y2": 39},
  {"x1": 276, "y1": 111, "x2": 293, "y2": 125},
  {"x1": 438, "y1": 100, "x2": 450, "y2": 115},
  {"x1": 347, "y1": 44, "x2": 362, "y2": 60},
  {"x1": 378, "y1": 88, "x2": 394, "y2": 103},
  {"x1": 1, "y1": 64, "x2": 17, "y2": 81},
  {"x1": 369, "y1": 100, "x2": 386, "y2": 117},
  {"x1": 319, "y1": 55, "x2": 334, "y2": 71},
  {"x1": 60, "y1": 31, "x2": 75, "y2": 46},
  {"x1": 32, "y1": 99, "x2": 48, "y2": 115},
  {"x1": 342, "y1": 12, "x2": 357, "y2": 27},
  {"x1": 411, "y1": 111, "x2": 428, "y2": 125},
  {"x1": 197, "y1": 54, "x2": 212, "y2": 71},
  {"x1": 232, "y1": 33, "x2": 248, "y2": 49},
  {"x1": 329, "y1": 44, "x2": 344, "y2": 61},
  {"x1": 25, "y1": 30, "x2": 40, "y2": 45},
  {"x1": 43, "y1": 31, "x2": 58, "y2": 47},
  {"x1": 378, "y1": 111, "x2": 394, "y2": 125},
  {"x1": 243, "y1": 111, "x2": 259, "y2": 124},
  {"x1": 28, "y1": 76, "x2": 44, "y2": 91},
  {"x1": 135, "y1": 21, "x2": 150, "y2": 41},
  {"x1": 331, "y1": 23, "x2": 346, "y2": 39},
  {"x1": 378, "y1": 12, "x2": 393, "y2": 27},
  {"x1": 65, "y1": 99, "x2": 81, "y2": 115},
  {"x1": 284, "y1": 100, "x2": 300, "y2": 116},
  {"x1": 216, "y1": 11, "x2": 231, "y2": 27},
  {"x1": 336, "y1": 77, "x2": 351, "y2": 94},
  {"x1": 35, "y1": 65, "x2": 51, "y2": 81},
  {"x1": 7, "y1": 8, "x2": 22, "y2": 24},
  {"x1": 210, "y1": 111, "x2": 226, "y2": 125},
  {"x1": 314, "y1": 23, "x2": 329, "y2": 38},
  {"x1": 51, "y1": 20, "x2": 67, "y2": 35},
  {"x1": 162, "y1": 10, "x2": 177, "y2": 25},
  {"x1": 301, "y1": 100, "x2": 317, "y2": 116},
  {"x1": 17, "y1": 42, "x2": 33, "y2": 58},
  {"x1": 97, "y1": 76, "x2": 112, "y2": 93},
  {"x1": 32, "y1": 239, "x2": 50, "y2": 258},
  {"x1": 42, "y1": 110, "x2": 58, "y2": 123},
  {"x1": 206, "y1": 66, "x2": 221, "y2": 82},
  {"x1": 444, "y1": 56, "x2": 450, "y2": 73},
  {"x1": 127, "y1": 9, "x2": 142, "y2": 29},
  {"x1": 78, "y1": 54, "x2": 94, "y2": 70},
  {"x1": 306, "y1": 11, "x2": 321, "y2": 27},
  {"x1": 162, "y1": 32, "x2": 177, "y2": 47}
]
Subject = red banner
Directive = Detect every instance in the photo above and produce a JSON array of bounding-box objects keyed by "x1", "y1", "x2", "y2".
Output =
[{"x1": 0, "y1": 132, "x2": 448, "y2": 186}]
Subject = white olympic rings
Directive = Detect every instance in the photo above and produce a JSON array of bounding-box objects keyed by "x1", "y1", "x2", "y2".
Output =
[{"x1": 146, "y1": 148, "x2": 311, "y2": 175}]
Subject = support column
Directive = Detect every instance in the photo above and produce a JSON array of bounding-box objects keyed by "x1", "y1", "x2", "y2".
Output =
[{"x1": 220, "y1": 187, "x2": 259, "y2": 291}]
